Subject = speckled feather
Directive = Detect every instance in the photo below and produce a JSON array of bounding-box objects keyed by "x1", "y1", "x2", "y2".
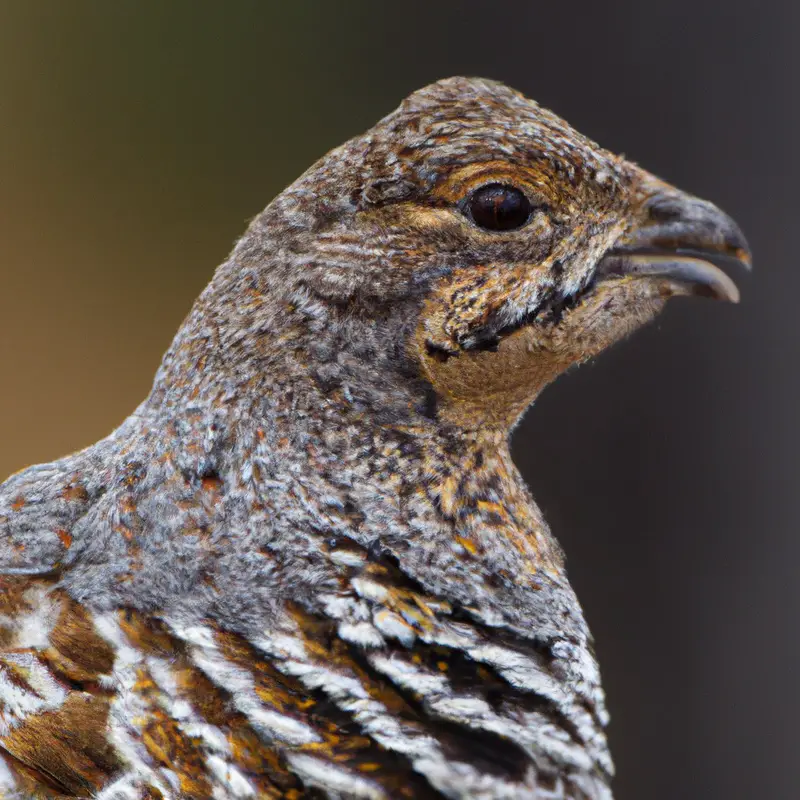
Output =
[{"x1": 0, "y1": 77, "x2": 746, "y2": 799}]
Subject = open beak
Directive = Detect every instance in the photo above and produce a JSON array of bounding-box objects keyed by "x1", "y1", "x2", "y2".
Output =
[{"x1": 597, "y1": 183, "x2": 751, "y2": 303}]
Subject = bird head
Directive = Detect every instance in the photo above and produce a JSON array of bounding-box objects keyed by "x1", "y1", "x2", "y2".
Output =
[{"x1": 193, "y1": 77, "x2": 749, "y2": 433}]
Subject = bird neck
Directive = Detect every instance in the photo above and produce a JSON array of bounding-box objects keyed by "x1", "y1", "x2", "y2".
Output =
[
  {"x1": 140, "y1": 249, "x2": 574, "y2": 613},
  {"x1": 142, "y1": 261, "x2": 570, "y2": 584},
  {"x1": 146, "y1": 329, "x2": 568, "y2": 607}
]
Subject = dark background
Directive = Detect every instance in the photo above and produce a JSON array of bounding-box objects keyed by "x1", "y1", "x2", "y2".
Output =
[{"x1": 0, "y1": 3, "x2": 791, "y2": 798}]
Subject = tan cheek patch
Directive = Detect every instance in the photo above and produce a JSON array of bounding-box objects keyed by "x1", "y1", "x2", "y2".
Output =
[
  {"x1": 428, "y1": 267, "x2": 519, "y2": 347},
  {"x1": 418, "y1": 258, "x2": 557, "y2": 354},
  {"x1": 413, "y1": 276, "x2": 666, "y2": 429},
  {"x1": 414, "y1": 303, "x2": 558, "y2": 429},
  {"x1": 412, "y1": 261, "x2": 560, "y2": 428}
]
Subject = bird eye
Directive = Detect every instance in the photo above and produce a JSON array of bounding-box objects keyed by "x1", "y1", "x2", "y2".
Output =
[{"x1": 465, "y1": 184, "x2": 533, "y2": 231}]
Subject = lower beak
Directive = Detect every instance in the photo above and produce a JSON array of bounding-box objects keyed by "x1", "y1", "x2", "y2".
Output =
[{"x1": 597, "y1": 184, "x2": 751, "y2": 303}]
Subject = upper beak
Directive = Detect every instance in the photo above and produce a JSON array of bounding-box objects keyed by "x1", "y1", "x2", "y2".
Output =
[{"x1": 597, "y1": 181, "x2": 751, "y2": 303}]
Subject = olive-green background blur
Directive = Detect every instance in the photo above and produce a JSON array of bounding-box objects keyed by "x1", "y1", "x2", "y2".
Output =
[{"x1": 0, "y1": 3, "x2": 791, "y2": 799}]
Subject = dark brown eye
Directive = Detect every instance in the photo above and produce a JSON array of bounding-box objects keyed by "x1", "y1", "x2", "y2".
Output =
[{"x1": 466, "y1": 184, "x2": 533, "y2": 231}]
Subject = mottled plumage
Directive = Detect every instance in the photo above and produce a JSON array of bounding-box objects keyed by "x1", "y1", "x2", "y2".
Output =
[{"x1": 0, "y1": 78, "x2": 748, "y2": 799}]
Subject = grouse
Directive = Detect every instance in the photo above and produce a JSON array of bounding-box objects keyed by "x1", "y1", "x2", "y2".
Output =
[{"x1": 0, "y1": 77, "x2": 749, "y2": 799}]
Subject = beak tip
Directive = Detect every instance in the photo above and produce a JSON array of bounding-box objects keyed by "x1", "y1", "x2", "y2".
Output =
[
  {"x1": 721, "y1": 286, "x2": 741, "y2": 304},
  {"x1": 735, "y1": 246, "x2": 753, "y2": 271},
  {"x1": 681, "y1": 261, "x2": 742, "y2": 305}
]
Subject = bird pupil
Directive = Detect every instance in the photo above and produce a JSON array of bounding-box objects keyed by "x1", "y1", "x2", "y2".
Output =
[{"x1": 468, "y1": 184, "x2": 531, "y2": 231}]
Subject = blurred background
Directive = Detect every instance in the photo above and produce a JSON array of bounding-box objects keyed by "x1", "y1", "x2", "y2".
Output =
[{"x1": 0, "y1": 2, "x2": 791, "y2": 798}]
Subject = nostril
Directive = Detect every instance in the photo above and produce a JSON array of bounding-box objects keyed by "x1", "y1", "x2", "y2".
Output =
[{"x1": 646, "y1": 200, "x2": 685, "y2": 223}]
